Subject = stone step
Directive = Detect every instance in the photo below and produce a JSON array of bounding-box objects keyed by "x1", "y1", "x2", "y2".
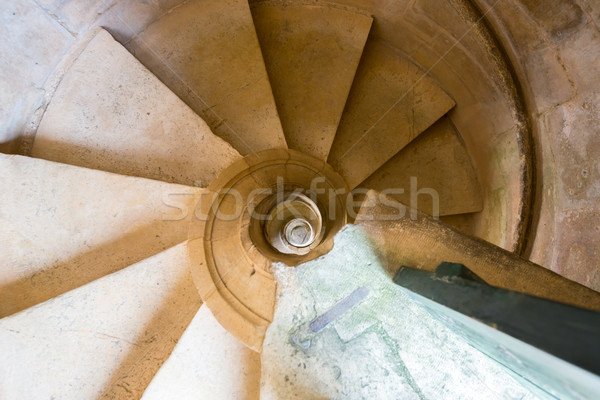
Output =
[
  {"x1": 0, "y1": 154, "x2": 201, "y2": 317},
  {"x1": 128, "y1": 0, "x2": 287, "y2": 155},
  {"x1": 327, "y1": 39, "x2": 455, "y2": 189},
  {"x1": 361, "y1": 117, "x2": 483, "y2": 217},
  {"x1": 32, "y1": 28, "x2": 240, "y2": 187},
  {"x1": 251, "y1": 1, "x2": 372, "y2": 160},
  {"x1": 141, "y1": 305, "x2": 261, "y2": 400},
  {"x1": 0, "y1": 243, "x2": 201, "y2": 400}
]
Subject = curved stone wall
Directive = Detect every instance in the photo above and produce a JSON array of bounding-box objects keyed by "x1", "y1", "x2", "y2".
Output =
[{"x1": 475, "y1": 0, "x2": 600, "y2": 290}]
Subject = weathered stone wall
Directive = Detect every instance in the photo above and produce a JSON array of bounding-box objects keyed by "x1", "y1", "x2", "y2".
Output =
[{"x1": 476, "y1": 0, "x2": 600, "y2": 290}]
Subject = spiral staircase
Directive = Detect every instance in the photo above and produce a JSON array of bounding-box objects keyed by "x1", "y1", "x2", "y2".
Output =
[{"x1": 1, "y1": 0, "x2": 600, "y2": 398}]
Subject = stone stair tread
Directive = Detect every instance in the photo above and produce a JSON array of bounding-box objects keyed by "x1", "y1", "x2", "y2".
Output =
[
  {"x1": 0, "y1": 154, "x2": 202, "y2": 318},
  {"x1": 128, "y1": 0, "x2": 287, "y2": 155},
  {"x1": 361, "y1": 117, "x2": 483, "y2": 216},
  {"x1": 32, "y1": 28, "x2": 240, "y2": 187},
  {"x1": 141, "y1": 305, "x2": 261, "y2": 400},
  {"x1": 0, "y1": 243, "x2": 201, "y2": 400},
  {"x1": 251, "y1": 1, "x2": 372, "y2": 160},
  {"x1": 328, "y1": 39, "x2": 456, "y2": 189}
]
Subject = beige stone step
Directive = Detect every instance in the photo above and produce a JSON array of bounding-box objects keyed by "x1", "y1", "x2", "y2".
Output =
[
  {"x1": 0, "y1": 154, "x2": 202, "y2": 318},
  {"x1": 128, "y1": 0, "x2": 287, "y2": 155},
  {"x1": 327, "y1": 39, "x2": 455, "y2": 189},
  {"x1": 361, "y1": 117, "x2": 483, "y2": 217},
  {"x1": 141, "y1": 305, "x2": 261, "y2": 400},
  {"x1": 251, "y1": 1, "x2": 372, "y2": 160},
  {"x1": 0, "y1": 243, "x2": 201, "y2": 400},
  {"x1": 355, "y1": 190, "x2": 600, "y2": 312},
  {"x1": 32, "y1": 29, "x2": 240, "y2": 187}
]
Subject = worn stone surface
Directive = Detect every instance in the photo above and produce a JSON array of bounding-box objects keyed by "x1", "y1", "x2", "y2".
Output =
[
  {"x1": 468, "y1": 125, "x2": 523, "y2": 251},
  {"x1": 327, "y1": 39, "x2": 455, "y2": 189},
  {"x1": 0, "y1": 154, "x2": 202, "y2": 317},
  {"x1": 355, "y1": 190, "x2": 600, "y2": 311},
  {"x1": 251, "y1": 1, "x2": 372, "y2": 160},
  {"x1": 0, "y1": 243, "x2": 201, "y2": 400},
  {"x1": 472, "y1": 0, "x2": 600, "y2": 289},
  {"x1": 0, "y1": 0, "x2": 73, "y2": 153},
  {"x1": 579, "y1": 0, "x2": 600, "y2": 29},
  {"x1": 361, "y1": 117, "x2": 482, "y2": 217},
  {"x1": 552, "y1": 210, "x2": 600, "y2": 290},
  {"x1": 520, "y1": 0, "x2": 587, "y2": 43},
  {"x1": 142, "y1": 305, "x2": 261, "y2": 400},
  {"x1": 128, "y1": 0, "x2": 287, "y2": 155},
  {"x1": 35, "y1": 0, "x2": 185, "y2": 38},
  {"x1": 37, "y1": 0, "x2": 111, "y2": 34},
  {"x1": 493, "y1": 16, "x2": 600, "y2": 290},
  {"x1": 32, "y1": 29, "x2": 240, "y2": 187},
  {"x1": 529, "y1": 94, "x2": 600, "y2": 290},
  {"x1": 521, "y1": 44, "x2": 576, "y2": 114},
  {"x1": 261, "y1": 225, "x2": 538, "y2": 399},
  {"x1": 101, "y1": 304, "x2": 199, "y2": 400},
  {"x1": 558, "y1": 22, "x2": 600, "y2": 91},
  {"x1": 94, "y1": 0, "x2": 173, "y2": 45}
]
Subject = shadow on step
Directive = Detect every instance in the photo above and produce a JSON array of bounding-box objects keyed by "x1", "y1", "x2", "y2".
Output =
[
  {"x1": 0, "y1": 220, "x2": 187, "y2": 318},
  {"x1": 97, "y1": 274, "x2": 202, "y2": 400},
  {"x1": 0, "y1": 138, "x2": 22, "y2": 155},
  {"x1": 31, "y1": 134, "x2": 217, "y2": 187}
]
